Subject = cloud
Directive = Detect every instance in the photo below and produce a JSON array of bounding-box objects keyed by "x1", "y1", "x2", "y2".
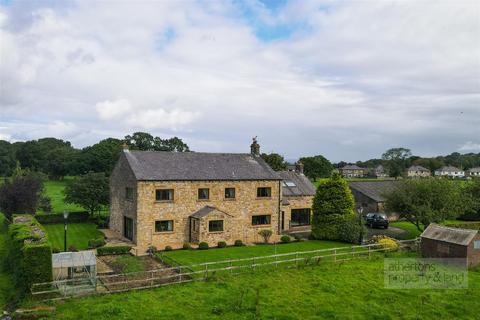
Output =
[
  {"x1": 459, "y1": 141, "x2": 480, "y2": 152},
  {"x1": 96, "y1": 99, "x2": 132, "y2": 120},
  {"x1": 0, "y1": 1, "x2": 479, "y2": 161}
]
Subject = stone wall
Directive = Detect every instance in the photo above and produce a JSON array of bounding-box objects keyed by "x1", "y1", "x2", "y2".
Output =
[
  {"x1": 282, "y1": 196, "x2": 313, "y2": 230},
  {"x1": 109, "y1": 152, "x2": 138, "y2": 242},
  {"x1": 134, "y1": 180, "x2": 282, "y2": 254}
]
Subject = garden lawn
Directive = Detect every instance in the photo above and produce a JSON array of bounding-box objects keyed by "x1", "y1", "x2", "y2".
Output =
[
  {"x1": 161, "y1": 240, "x2": 351, "y2": 266},
  {"x1": 43, "y1": 178, "x2": 84, "y2": 213},
  {"x1": 35, "y1": 252, "x2": 480, "y2": 320},
  {"x1": 390, "y1": 221, "x2": 422, "y2": 240},
  {"x1": 43, "y1": 223, "x2": 103, "y2": 251}
]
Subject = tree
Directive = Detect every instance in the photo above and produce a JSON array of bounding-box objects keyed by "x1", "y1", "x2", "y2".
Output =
[
  {"x1": 382, "y1": 147, "x2": 412, "y2": 178},
  {"x1": 0, "y1": 172, "x2": 44, "y2": 220},
  {"x1": 75, "y1": 138, "x2": 123, "y2": 175},
  {"x1": 125, "y1": 132, "x2": 190, "y2": 152},
  {"x1": 154, "y1": 136, "x2": 190, "y2": 152},
  {"x1": 300, "y1": 155, "x2": 334, "y2": 180},
  {"x1": 0, "y1": 140, "x2": 15, "y2": 176},
  {"x1": 311, "y1": 172, "x2": 364, "y2": 243},
  {"x1": 384, "y1": 178, "x2": 470, "y2": 231},
  {"x1": 64, "y1": 172, "x2": 109, "y2": 216},
  {"x1": 461, "y1": 178, "x2": 480, "y2": 220},
  {"x1": 260, "y1": 153, "x2": 287, "y2": 171}
]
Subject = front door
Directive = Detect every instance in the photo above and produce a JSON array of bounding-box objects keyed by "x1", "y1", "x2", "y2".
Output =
[
  {"x1": 123, "y1": 216, "x2": 134, "y2": 240},
  {"x1": 291, "y1": 209, "x2": 311, "y2": 227}
]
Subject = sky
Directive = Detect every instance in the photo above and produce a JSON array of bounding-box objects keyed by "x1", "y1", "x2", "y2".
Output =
[{"x1": 0, "y1": 0, "x2": 479, "y2": 162}]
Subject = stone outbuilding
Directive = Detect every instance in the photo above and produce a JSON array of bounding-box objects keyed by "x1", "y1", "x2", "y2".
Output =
[
  {"x1": 420, "y1": 224, "x2": 480, "y2": 267},
  {"x1": 348, "y1": 181, "x2": 399, "y2": 216}
]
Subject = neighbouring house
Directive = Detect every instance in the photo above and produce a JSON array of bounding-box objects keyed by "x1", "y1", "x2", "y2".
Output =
[
  {"x1": 339, "y1": 165, "x2": 366, "y2": 178},
  {"x1": 467, "y1": 167, "x2": 480, "y2": 177},
  {"x1": 348, "y1": 181, "x2": 399, "y2": 218},
  {"x1": 371, "y1": 165, "x2": 388, "y2": 178},
  {"x1": 420, "y1": 224, "x2": 480, "y2": 267},
  {"x1": 109, "y1": 139, "x2": 315, "y2": 255},
  {"x1": 278, "y1": 162, "x2": 315, "y2": 231},
  {"x1": 407, "y1": 165, "x2": 431, "y2": 178},
  {"x1": 434, "y1": 166, "x2": 465, "y2": 178}
]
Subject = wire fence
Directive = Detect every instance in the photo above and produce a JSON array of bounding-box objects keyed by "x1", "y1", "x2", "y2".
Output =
[{"x1": 31, "y1": 239, "x2": 418, "y2": 301}]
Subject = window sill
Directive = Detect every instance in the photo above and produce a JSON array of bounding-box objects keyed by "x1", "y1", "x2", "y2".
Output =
[
  {"x1": 208, "y1": 231, "x2": 224, "y2": 234},
  {"x1": 153, "y1": 231, "x2": 175, "y2": 235},
  {"x1": 155, "y1": 200, "x2": 174, "y2": 204},
  {"x1": 197, "y1": 199, "x2": 210, "y2": 202},
  {"x1": 224, "y1": 198, "x2": 236, "y2": 201},
  {"x1": 256, "y1": 197, "x2": 272, "y2": 200},
  {"x1": 251, "y1": 224, "x2": 272, "y2": 228}
]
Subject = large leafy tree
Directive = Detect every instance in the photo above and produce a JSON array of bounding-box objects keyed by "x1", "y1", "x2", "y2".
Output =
[
  {"x1": 0, "y1": 140, "x2": 16, "y2": 176},
  {"x1": 74, "y1": 138, "x2": 123, "y2": 175},
  {"x1": 64, "y1": 172, "x2": 109, "y2": 216},
  {"x1": 125, "y1": 132, "x2": 190, "y2": 152},
  {"x1": 382, "y1": 147, "x2": 412, "y2": 178},
  {"x1": 0, "y1": 171, "x2": 44, "y2": 220},
  {"x1": 384, "y1": 178, "x2": 470, "y2": 231},
  {"x1": 260, "y1": 153, "x2": 287, "y2": 171},
  {"x1": 300, "y1": 155, "x2": 334, "y2": 180},
  {"x1": 312, "y1": 172, "x2": 364, "y2": 243}
]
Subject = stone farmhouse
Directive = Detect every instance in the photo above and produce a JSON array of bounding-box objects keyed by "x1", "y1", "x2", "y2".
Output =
[
  {"x1": 339, "y1": 165, "x2": 366, "y2": 178},
  {"x1": 109, "y1": 139, "x2": 315, "y2": 255},
  {"x1": 434, "y1": 166, "x2": 465, "y2": 178},
  {"x1": 407, "y1": 165, "x2": 431, "y2": 178}
]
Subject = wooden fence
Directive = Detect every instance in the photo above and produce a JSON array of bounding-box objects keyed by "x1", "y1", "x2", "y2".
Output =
[{"x1": 31, "y1": 239, "x2": 418, "y2": 301}]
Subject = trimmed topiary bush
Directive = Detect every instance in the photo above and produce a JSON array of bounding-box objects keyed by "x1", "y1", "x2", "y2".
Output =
[
  {"x1": 217, "y1": 241, "x2": 227, "y2": 248},
  {"x1": 164, "y1": 245, "x2": 173, "y2": 251},
  {"x1": 234, "y1": 240, "x2": 243, "y2": 247},
  {"x1": 182, "y1": 242, "x2": 192, "y2": 250},
  {"x1": 280, "y1": 235, "x2": 291, "y2": 243},
  {"x1": 88, "y1": 238, "x2": 106, "y2": 249},
  {"x1": 96, "y1": 246, "x2": 132, "y2": 256},
  {"x1": 198, "y1": 242, "x2": 209, "y2": 250}
]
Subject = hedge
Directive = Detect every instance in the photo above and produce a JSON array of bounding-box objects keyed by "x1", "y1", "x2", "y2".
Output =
[
  {"x1": 445, "y1": 222, "x2": 480, "y2": 231},
  {"x1": 312, "y1": 214, "x2": 364, "y2": 244},
  {"x1": 35, "y1": 211, "x2": 90, "y2": 224},
  {"x1": 96, "y1": 245, "x2": 132, "y2": 256},
  {"x1": 7, "y1": 215, "x2": 52, "y2": 298}
]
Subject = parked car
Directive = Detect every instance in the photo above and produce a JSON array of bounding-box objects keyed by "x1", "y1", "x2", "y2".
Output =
[{"x1": 365, "y1": 213, "x2": 389, "y2": 229}]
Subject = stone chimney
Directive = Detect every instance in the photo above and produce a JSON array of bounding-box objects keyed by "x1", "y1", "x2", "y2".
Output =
[
  {"x1": 250, "y1": 136, "x2": 260, "y2": 156},
  {"x1": 295, "y1": 161, "x2": 304, "y2": 174}
]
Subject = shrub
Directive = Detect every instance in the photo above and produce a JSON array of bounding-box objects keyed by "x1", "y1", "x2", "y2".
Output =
[
  {"x1": 7, "y1": 215, "x2": 52, "y2": 299},
  {"x1": 147, "y1": 246, "x2": 157, "y2": 255},
  {"x1": 182, "y1": 242, "x2": 192, "y2": 250},
  {"x1": 198, "y1": 242, "x2": 209, "y2": 250},
  {"x1": 52, "y1": 247, "x2": 60, "y2": 254},
  {"x1": 164, "y1": 245, "x2": 172, "y2": 251},
  {"x1": 68, "y1": 245, "x2": 78, "y2": 252},
  {"x1": 234, "y1": 240, "x2": 243, "y2": 247},
  {"x1": 377, "y1": 238, "x2": 398, "y2": 250},
  {"x1": 97, "y1": 246, "x2": 132, "y2": 256},
  {"x1": 88, "y1": 238, "x2": 106, "y2": 249},
  {"x1": 38, "y1": 196, "x2": 52, "y2": 214},
  {"x1": 258, "y1": 229, "x2": 273, "y2": 243},
  {"x1": 217, "y1": 241, "x2": 227, "y2": 248},
  {"x1": 280, "y1": 235, "x2": 291, "y2": 243},
  {"x1": 35, "y1": 211, "x2": 90, "y2": 224},
  {"x1": 313, "y1": 214, "x2": 364, "y2": 244}
]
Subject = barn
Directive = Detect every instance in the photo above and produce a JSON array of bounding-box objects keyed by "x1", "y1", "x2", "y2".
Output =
[{"x1": 420, "y1": 224, "x2": 480, "y2": 267}]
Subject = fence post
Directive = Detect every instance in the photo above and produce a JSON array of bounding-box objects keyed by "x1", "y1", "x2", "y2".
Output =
[
  {"x1": 295, "y1": 253, "x2": 298, "y2": 267},
  {"x1": 252, "y1": 257, "x2": 256, "y2": 272},
  {"x1": 368, "y1": 245, "x2": 371, "y2": 259},
  {"x1": 204, "y1": 264, "x2": 208, "y2": 280},
  {"x1": 352, "y1": 246, "x2": 355, "y2": 260},
  {"x1": 229, "y1": 260, "x2": 233, "y2": 274},
  {"x1": 334, "y1": 249, "x2": 337, "y2": 263},
  {"x1": 179, "y1": 266, "x2": 182, "y2": 282}
]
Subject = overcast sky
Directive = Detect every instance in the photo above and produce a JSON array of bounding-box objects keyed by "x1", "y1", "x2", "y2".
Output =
[{"x1": 0, "y1": 0, "x2": 479, "y2": 162}]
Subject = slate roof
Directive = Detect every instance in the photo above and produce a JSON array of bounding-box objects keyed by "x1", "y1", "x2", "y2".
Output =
[
  {"x1": 123, "y1": 150, "x2": 281, "y2": 181},
  {"x1": 408, "y1": 165, "x2": 430, "y2": 172},
  {"x1": 467, "y1": 167, "x2": 480, "y2": 173},
  {"x1": 190, "y1": 206, "x2": 232, "y2": 219},
  {"x1": 340, "y1": 165, "x2": 365, "y2": 170},
  {"x1": 277, "y1": 171, "x2": 316, "y2": 197},
  {"x1": 421, "y1": 224, "x2": 478, "y2": 246},
  {"x1": 435, "y1": 166, "x2": 463, "y2": 172},
  {"x1": 348, "y1": 181, "x2": 399, "y2": 202}
]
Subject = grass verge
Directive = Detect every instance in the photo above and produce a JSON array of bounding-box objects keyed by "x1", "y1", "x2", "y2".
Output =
[{"x1": 43, "y1": 223, "x2": 104, "y2": 251}]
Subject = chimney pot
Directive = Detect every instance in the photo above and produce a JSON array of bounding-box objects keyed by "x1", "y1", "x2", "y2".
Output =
[
  {"x1": 250, "y1": 136, "x2": 260, "y2": 156},
  {"x1": 295, "y1": 161, "x2": 304, "y2": 174}
]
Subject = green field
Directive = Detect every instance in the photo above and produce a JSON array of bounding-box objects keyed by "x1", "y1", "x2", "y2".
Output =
[
  {"x1": 161, "y1": 240, "x2": 351, "y2": 266},
  {"x1": 43, "y1": 179, "x2": 84, "y2": 213},
  {"x1": 390, "y1": 221, "x2": 422, "y2": 240},
  {"x1": 34, "y1": 251, "x2": 480, "y2": 319},
  {"x1": 43, "y1": 223, "x2": 104, "y2": 251}
]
